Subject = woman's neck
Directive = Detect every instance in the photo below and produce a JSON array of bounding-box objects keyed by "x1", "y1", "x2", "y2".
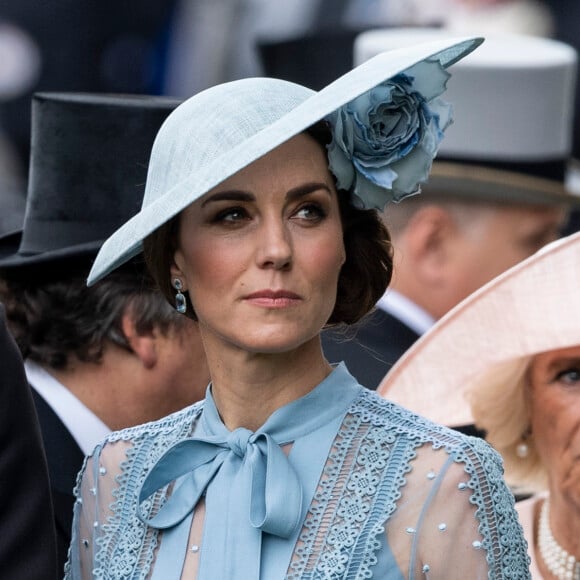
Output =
[{"x1": 203, "y1": 335, "x2": 332, "y2": 432}]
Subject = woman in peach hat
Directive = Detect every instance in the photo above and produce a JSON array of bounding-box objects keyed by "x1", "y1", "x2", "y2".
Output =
[{"x1": 379, "y1": 231, "x2": 580, "y2": 579}]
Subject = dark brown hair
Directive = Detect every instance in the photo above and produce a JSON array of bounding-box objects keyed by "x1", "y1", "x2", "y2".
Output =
[
  {"x1": 143, "y1": 123, "x2": 393, "y2": 326},
  {"x1": 0, "y1": 260, "x2": 187, "y2": 369}
]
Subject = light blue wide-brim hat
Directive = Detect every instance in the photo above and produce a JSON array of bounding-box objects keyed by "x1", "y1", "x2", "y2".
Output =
[{"x1": 88, "y1": 36, "x2": 482, "y2": 285}]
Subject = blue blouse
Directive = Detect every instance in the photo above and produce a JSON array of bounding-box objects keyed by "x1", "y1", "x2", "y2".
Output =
[{"x1": 65, "y1": 364, "x2": 530, "y2": 579}]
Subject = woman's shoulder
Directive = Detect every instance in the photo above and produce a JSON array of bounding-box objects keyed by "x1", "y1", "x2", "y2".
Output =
[
  {"x1": 351, "y1": 388, "x2": 500, "y2": 463},
  {"x1": 93, "y1": 399, "x2": 205, "y2": 458},
  {"x1": 74, "y1": 400, "x2": 205, "y2": 500}
]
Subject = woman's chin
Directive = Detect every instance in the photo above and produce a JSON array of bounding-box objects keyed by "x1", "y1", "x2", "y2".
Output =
[{"x1": 228, "y1": 329, "x2": 320, "y2": 357}]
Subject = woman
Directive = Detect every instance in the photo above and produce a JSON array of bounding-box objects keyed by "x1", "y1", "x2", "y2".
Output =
[
  {"x1": 379, "y1": 232, "x2": 580, "y2": 578},
  {"x1": 66, "y1": 37, "x2": 529, "y2": 579}
]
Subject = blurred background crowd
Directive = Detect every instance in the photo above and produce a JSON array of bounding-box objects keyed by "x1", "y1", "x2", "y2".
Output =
[
  {"x1": 0, "y1": 0, "x2": 579, "y2": 179},
  {"x1": 1, "y1": 1, "x2": 580, "y2": 577}
]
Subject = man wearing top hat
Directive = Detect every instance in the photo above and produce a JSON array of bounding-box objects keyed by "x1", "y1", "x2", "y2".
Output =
[
  {"x1": 323, "y1": 32, "x2": 580, "y2": 396},
  {"x1": 0, "y1": 93, "x2": 210, "y2": 573}
]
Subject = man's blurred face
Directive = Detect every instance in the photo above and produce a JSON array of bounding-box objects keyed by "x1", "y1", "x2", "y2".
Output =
[{"x1": 439, "y1": 203, "x2": 567, "y2": 318}]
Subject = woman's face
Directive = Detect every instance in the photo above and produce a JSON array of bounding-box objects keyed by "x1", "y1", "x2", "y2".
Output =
[
  {"x1": 171, "y1": 133, "x2": 346, "y2": 356},
  {"x1": 528, "y1": 345, "x2": 580, "y2": 505}
]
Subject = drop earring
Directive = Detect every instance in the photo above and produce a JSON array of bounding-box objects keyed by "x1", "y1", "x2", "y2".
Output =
[
  {"x1": 173, "y1": 278, "x2": 187, "y2": 314},
  {"x1": 516, "y1": 441, "x2": 529, "y2": 458},
  {"x1": 516, "y1": 431, "x2": 531, "y2": 458}
]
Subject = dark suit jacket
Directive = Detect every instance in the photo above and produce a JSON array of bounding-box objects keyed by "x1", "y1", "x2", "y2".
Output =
[
  {"x1": 32, "y1": 390, "x2": 85, "y2": 576},
  {"x1": 0, "y1": 305, "x2": 58, "y2": 579},
  {"x1": 322, "y1": 309, "x2": 420, "y2": 390}
]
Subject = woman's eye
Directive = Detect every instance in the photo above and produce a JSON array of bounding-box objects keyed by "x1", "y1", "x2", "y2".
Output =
[
  {"x1": 213, "y1": 207, "x2": 249, "y2": 224},
  {"x1": 555, "y1": 367, "x2": 580, "y2": 386},
  {"x1": 293, "y1": 203, "x2": 326, "y2": 222}
]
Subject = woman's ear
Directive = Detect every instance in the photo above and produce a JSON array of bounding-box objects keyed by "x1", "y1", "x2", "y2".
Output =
[
  {"x1": 170, "y1": 251, "x2": 187, "y2": 290},
  {"x1": 170, "y1": 264, "x2": 184, "y2": 284},
  {"x1": 339, "y1": 241, "x2": 346, "y2": 267}
]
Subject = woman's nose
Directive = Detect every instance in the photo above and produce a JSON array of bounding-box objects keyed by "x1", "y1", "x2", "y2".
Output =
[{"x1": 256, "y1": 219, "x2": 292, "y2": 270}]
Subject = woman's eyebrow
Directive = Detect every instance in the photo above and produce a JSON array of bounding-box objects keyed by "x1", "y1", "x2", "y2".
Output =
[
  {"x1": 286, "y1": 182, "x2": 332, "y2": 202},
  {"x1": 202, "y1": 183, "x2": 332, "y2": 207},
  {"x1": 201, "y1": 190, "x2": 255, "y2": 207},
  {"x1": 547, "y1": 357, "x2": 580, "y2": 373}
]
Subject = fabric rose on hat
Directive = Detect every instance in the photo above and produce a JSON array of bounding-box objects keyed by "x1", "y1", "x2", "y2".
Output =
[{"x1": 326, "y1": 59, "x2": 453, "y2": 210}]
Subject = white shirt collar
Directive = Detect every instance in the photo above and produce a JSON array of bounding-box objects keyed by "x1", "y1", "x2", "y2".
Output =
[
  {"x1": 376, "y1": 289, "x2": 436, "y2": 336},
  {"x1": 25, "y1": 360, "x2": 111, "y2": 456}
]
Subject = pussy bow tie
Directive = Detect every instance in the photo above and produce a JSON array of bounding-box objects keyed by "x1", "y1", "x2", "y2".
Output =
[
  {"x1": 136, "y1": 364, "x2": 360, "y2": 579},
  {"x1": 138, "y1": 425, "x2": 303, "y2": 538}
]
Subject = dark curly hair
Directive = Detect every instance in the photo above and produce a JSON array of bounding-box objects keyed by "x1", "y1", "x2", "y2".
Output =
[
  {"x1": 0, "y1": 259, "x2": 187, "y2": 370},
  {"x1": 143, "y1": 123, "x2": 393, "y2": 326}
]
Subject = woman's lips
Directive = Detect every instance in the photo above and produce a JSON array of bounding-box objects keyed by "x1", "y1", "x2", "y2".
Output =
[{"x1": 243, "y1": 289, "x2": 302, "y2": 308}]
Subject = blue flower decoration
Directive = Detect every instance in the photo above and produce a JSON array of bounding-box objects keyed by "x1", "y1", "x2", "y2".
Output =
[{"x1": 326, "y1": 59, "x2": 453, "y2": 210}]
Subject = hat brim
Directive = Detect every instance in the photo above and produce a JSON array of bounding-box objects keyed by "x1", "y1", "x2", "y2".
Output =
[
  {"x1": 423, "y1": 162, "x2": 580, "y2": 207},
  {"x1": 377, "y1": 230, "x2": 580, "y2": 426},
  {"x1": 87, "y1": 36, "x2": 483, "y2": 286},
  {"x1": 0, "y1": 239, "x2": 102, "y2": 269},
  {"x1": 0, "y1": 233, "x2": 23, "y2": 261}
]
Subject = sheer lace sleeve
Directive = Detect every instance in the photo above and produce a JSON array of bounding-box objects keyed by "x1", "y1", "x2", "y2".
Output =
[
  {"x1": 386, "y1": 439, "x2": 530, "y2": 579},
  {"x1": 285, "y1": 393, "x2": 529, "y2": 580},
  {"x1": 64, "y1": 404, "x2": 202, "y2": 580},
  {"x1": 65, "y1": 439, "x2": 132, "y2": 580}
]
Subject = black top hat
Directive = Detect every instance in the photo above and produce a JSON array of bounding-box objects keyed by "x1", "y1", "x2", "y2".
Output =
[
  {"x1": 0, "y1": 92, "x2": 181, "y2": 269},
  {"x1": 257, "y1": 29, "x2": 364, "y2": 91}
]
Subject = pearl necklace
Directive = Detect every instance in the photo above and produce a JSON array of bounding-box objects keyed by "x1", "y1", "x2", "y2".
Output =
[{"x1": 538, "y1": 498, "x2": 580, "y2": 580}]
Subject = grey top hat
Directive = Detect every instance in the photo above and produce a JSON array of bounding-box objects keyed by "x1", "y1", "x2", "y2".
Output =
[
  {"x1": 0, "y1": 92, "x2": 181, "y2": 269},
  {"x1": 355, "y1": 29, "x2": 580, "y2": 207}
]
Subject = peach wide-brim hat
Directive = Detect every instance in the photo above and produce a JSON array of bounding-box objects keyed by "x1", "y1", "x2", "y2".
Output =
[
  {"x1": 377, "y1": 230, "x2": 580, "y2": 426},
  {"x1": 87, "y1": 36, "x2": 482, "y2": 285}
]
